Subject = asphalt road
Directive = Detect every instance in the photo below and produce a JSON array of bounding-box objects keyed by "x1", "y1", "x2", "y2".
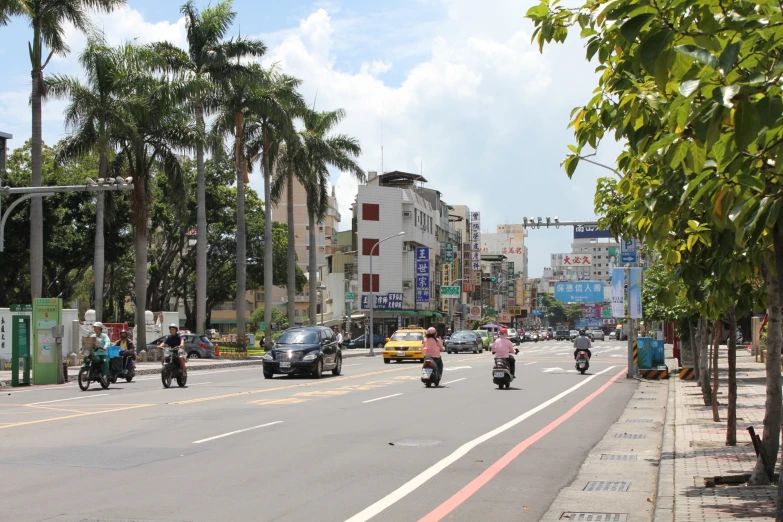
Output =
[{"x1": 0, "y1": 340, "x2": 636, "y2": 522}]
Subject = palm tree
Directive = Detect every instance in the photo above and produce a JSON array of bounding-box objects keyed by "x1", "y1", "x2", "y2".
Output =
[
  {"x1": 2, "y1": 0, "x2": 126, "y2": 299},
  {"x1": 151, "y1": 0, "x2": 265, "y2": 336},
  {"x1": 243, "y1": 66, "x2": 304, "y2": 349},
  {"x1": 298, "y1": 109, "x2": 365, "y2": 325},
  {"x1": 48, "y1": 34, "x2": 129, "y2": 321}
]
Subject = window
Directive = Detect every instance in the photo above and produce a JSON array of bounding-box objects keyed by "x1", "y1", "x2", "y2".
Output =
[
  {"x1": 319, "y1": 226, "x2": 324, "y2": 231},
  {"x1": 362, "y1": 203, "x2": 380, "y2": 221},
  {"x1": 256, "y1": 293, "x2": 264, "y2": 301},
  {"x1": 362, "y1": 238, "x2": 380, "y2": 256},
  {"x1": 362, "y1": 274, "x2": 380, "y2": 292}
]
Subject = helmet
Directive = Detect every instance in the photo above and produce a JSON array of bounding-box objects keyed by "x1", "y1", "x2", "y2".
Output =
[
  {"x1": 169, "y1": 323, "x2": 178, "y2": 330},
  {"x1": 579, "y1": 329, "x2": 586, "y2": 336},
  {"x1": 119, "y1": 330, "x2": 128, "y2": 336},
  {"x1": 427, "y1": 327, "x2": 437, "y2": 335},
  {"x1": 93, "y1": 321, "x2": 104, "y2": 330},
  {"x1": 499, "y1": 327, "x2": 508, "y2": 335}
]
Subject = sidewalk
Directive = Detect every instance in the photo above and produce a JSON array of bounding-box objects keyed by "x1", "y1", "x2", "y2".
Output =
[
  {"x1": 655, "y1": 348, "x2": 777, "y2": 521},
  {"x1": 0, "y1": 347, "x2": 378, "y2": 386}
]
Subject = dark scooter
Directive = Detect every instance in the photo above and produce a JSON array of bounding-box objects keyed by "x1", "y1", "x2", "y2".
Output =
[
  {"x1": 108, "y1": 349, "x2": 136, "y2": 384},
  {"x1": 492, "y1": 349, "x2": 518, "y2": 389},
  {"x1": 161, "y1": 346, "x2": 188, "y2": 388},
  {"x1": 78, "y1": 348, "x2": 110, "y2": 391},
  {"x1": 575, "y1": 350, "x2": 590, "y2": 374},
  {"x1": 421, "y1": 355, "x2": 441, "y2": 388}
]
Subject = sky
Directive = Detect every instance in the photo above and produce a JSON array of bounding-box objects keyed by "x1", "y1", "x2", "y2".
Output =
[{"x1": 0, "y1": 0, "x2": 622, "y2": 277}]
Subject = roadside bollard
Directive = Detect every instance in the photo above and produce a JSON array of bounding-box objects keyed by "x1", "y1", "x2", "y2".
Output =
[
  {"x1": 68, "y1": 353, "x2": 78, "y2": 367},
  {"x1": 0, "y1": 357, "x2": 6, "y2": 372},
  {"x1": 151, "y1": 349, "x2": 159, "y2": 362},
  {"x1": 139, "y1": 350, "x2": 147, "y2": 362}
]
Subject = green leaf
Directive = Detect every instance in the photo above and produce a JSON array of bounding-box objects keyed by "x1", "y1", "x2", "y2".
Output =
[
  {"x1": 654, "y1": 49, "x2": 671, "y2": 93},
  {"x1": 685, "y1": 142, "x2": 706, "y2": 173},
  {"x1": 641, "y1": 30, "x2": 674, "y2": 74},
  {"x1": 526, "y1": 4, "x2": 550, "y2": 18},
  {"x1": 565, "y1": 155, "x2": 580, "y2": 178},
  {"x1": 620, "y1": 14, "x2": 655, "y2": 42},
  {"x1": 681, "y1": 169, "x2": 711, "y2": 204},
  {"x1": 718, "y1": 41, "x2": 741, "y2": 75},
  {"x1": 756, "y1": 95, "x2": 783, "y2": 129},
  {"x1": 674, "y1": 44, "x2": 718, "y2": 70},
  {"x1": 668, "y1": 141, "x2": 689, "y2": 168},
  {"x1": 679, "y1": 79, "x2": 700, "y2": 97},
  {"x1": 735, "y1": 174, "x2": 764, "y2": 192},
  {"x1": 719, "y1": 85, "x2": 740, "y2": 108},
  {"x1": 733, "y1": 100, "x2": 761, "y2": 150}
]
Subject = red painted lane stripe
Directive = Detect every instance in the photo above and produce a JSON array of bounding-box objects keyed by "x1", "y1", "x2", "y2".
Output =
[{"x1": 419, "y1": 367, "x2": 628, "y2": 522}]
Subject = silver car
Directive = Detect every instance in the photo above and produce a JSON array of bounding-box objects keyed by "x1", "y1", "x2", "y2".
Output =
[{"x1": 590, "y1": 329, "x2": 605, "y2": 341}]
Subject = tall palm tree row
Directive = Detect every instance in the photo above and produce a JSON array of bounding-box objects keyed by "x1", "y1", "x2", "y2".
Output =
[{"x1": 1, "y1": 2, "x2": 364, "y2": 342}]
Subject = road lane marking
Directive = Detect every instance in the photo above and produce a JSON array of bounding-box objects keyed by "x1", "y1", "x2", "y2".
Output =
[
  {"x1": 445, "y1": 366, "x2": 472, "y2": 371},
  {"x1": 441, "y1": 378, "x2": 466, "y2": 385},
  {"x1": 0, "y1": 404, "x2": 153, "y2": 430},
  {"x1": 186, "y1": 382, "x2": 213, "y2": 386},
  {"x1": 363, "y1": 393, "x2": 403, "y2": 404},
  {"x1": 344, "y1": 363, "x2": 364, "y2": 367},
  {"x1": 29, "y1": 394, "x2": 109, "y2": 405},
  {"x1": 250, "y1": 398, "x2": 310, "y2": 405},
  {"x1": 419, "y1": 366, "x2": 626, "y2": 522},
  {"x1": 344, "y1": 366, "x2": 621, "y2": 522},
  {"x1": 524, "y1": 362, "x2": 537, "y2": 366},
  {"x1": 192, "y1": 421, "x2": 283, "y2": 444}
]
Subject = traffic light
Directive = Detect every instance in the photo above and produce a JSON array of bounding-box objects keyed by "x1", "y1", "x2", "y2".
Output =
[{"x1": 491, "y1": 277, "x2": 496, "y2": 282}]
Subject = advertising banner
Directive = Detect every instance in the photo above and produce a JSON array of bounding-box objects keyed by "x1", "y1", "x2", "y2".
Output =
[
  {"x1": 551, "y1": 253, "x2": 593, "y2": 267},
  {"x1": 553, "y1": 281, "x2": 604, "y2": 303},
  {"x1": 574, "y1": 224, "x2": 614, "y2": 239},
  {"x1": 611, "y1": 267, "x2": 625, "y2": 318},
  {"x1": 629, "y1": 267, "x2": 643, "y2": 319}
]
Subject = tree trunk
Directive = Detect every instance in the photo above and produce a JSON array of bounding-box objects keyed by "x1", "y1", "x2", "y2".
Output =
[
  {"x1": 30, "y1": 66, "x2": 43, "y2": 300},
  {"x1": 309, "y1": 212, "x2": 318, "y2": 326},
  {"x1": 711, "y1": 320, "x2": 721, "y2": 422},
  {"x1": 750, "y1": 252, "x2": 782, "y2": 484},
  {"x1": 698, "y1": 316, "x2": 712, "y2": 405},
  {"x1": 262, "y1": 127, "x2": 273, "y2": 350},
  {"x1": 689, "y1": 319, "x2": 699, "y2": 380},
  {"x1": 726, "y1": 306, "x2": 737, "y2": 446},
  {"x1": 93, "y1": 192, "x2": 105, "y2": 321},
  {"x1": 194, "y1": 102, "x2": 207, "y2": 336},
  {"x1": 235, "y1": 115, "x2": 247, "y2": 344},
  {"x1": 132, "y1": 174, "x2": 148, "y2": 350},
  {"x1": 286, "y1": 163, "x2": 296, "y2": 326}
]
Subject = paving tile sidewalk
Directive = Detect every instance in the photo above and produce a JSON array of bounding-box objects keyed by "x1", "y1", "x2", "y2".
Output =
[{"x1": 657, "y1": 348, "x2": 777, "y2": 521}]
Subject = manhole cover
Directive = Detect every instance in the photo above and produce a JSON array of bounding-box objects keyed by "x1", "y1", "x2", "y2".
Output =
[
  {"x1": 393, "y1": 439, "x2": 442, "y2": 448},
  {"x1": 561, "y1": 514, "x2": 628, "y2": 521},
  {"x1": 637, "y1": 397, "x2": 657, "y2": 400},
  {"x1": 626, "y1": 418, "x2": 654, "y2": 422},
  {"x1": 584, "y1": 481, "x2": 630, "y2": 492},
  {"x1": 615, "y1": 433, "x2": 645, "y2": 439},
  {"x1": 601, "y1": 454, "x2": 638, "y2": 461},
  {"x1": 632, "y1": 407, "x2": 657, "y2": 410}
]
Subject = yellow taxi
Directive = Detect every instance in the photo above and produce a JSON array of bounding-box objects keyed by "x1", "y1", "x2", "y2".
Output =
[{"x1": 383, "y1": 325, "x2": 426, "y2": 364}]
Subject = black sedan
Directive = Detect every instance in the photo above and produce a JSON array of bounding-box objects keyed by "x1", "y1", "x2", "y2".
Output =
[
  {"x1": 445, "y1": 330, "x2": 484, "y2": 354},
  {"x1": 262, "y1": 327, "x2": 342, "y2": 379},
  {"x1": 346, "y1": 334, "x2": 386, "y2": 349}
]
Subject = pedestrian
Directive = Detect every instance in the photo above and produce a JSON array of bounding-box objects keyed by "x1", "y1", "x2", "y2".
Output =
[{"x1": 333, "y1": 326, "x2": 344, "y2": 346}]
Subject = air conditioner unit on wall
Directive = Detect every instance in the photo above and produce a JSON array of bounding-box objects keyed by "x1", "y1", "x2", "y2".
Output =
[
  {"x1": 403, "y1": 211, "x2": 412, "y2": 217},
  {"x1": 403, "y1": 244, "x2": 412, "y2": 252},
  {"x1": 403, "y1": 281, "x2": 412, "y2": 288}
]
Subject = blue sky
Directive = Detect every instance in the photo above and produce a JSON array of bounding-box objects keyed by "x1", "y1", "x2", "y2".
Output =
[{"x1": 0, "y1": 0, "x2": 621, "y2": 277}]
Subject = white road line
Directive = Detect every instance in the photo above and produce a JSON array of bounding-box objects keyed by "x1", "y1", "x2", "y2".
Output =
[
  {"x1": 345, "y1": 365, "x2": 619, "y2": 522},
  {"x1": 186, "y1": 382, "x2": 213, "y2": 386},
  {"x1": 363, "y1": 393, "x2": 403, "y2": 404},
  {"x1": 192, "y1": 421, "x2": 283, "y2": 444},
  {"x1": 29, "y1": 394, "x2": 109, "y2": 405},
  {"x1": 343, "y1": 363, "x2": 364, "y2": 367},
  {"x1": 524, "y1": 362, "x2": 537, "y2": 366},
  {"x1": 442, "y1": 378, "x2": 466, "y2": 385},
  {"x1": 445, "y1": 366, "x2": 472, "y2": 371}
]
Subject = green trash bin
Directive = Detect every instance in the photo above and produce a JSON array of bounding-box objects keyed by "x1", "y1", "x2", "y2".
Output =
[{"x1": 637, "y1": 337, "x2": 653, "y2": 369}]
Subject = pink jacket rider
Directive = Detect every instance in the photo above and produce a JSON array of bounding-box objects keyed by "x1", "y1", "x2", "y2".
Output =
[{"x1": 492, "y1": 335, "x2": 515, "y2": 358}]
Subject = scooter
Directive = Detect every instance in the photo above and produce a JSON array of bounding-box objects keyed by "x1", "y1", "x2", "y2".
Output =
[
  {"x1": 161, "y1": 346, "x2": 188, "y2": 388},
  {"x1": 78, "y1": 347, "x2": 111, "y2": 391},
  {"x1": 421, "y1": 355, "x2": 441, "y2": 388},
  {"x1": 108, "y1": 348, "x2": 136, "y2": 384},
  {"x1": 492, "y1": 349, "x2": 518, "y2": 389},
  {"x1": 575, "y1": 350, "x2": 590, "y2": 374}
]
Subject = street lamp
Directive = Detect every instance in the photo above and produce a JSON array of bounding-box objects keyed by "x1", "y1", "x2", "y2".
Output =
[
  {"x1": 318, "y1": 284, "x2": 326, "y2": 326},
  {"x1": 369, "y1": 231, "x2": 405, "y2": 356}
]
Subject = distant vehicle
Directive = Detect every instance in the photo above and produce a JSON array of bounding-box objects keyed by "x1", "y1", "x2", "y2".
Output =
[
  {"x1": 609, "y1": 330, "x2": 617, "y2": 340},
  {"x1": 524, "y1": 331, "x2": 532, "y2": 341},
  {"x1": 475, "y1": 330, "x2": 491, "y2": 349},
  {"x1": 555, "y1": 328, "x2": 570, "y2": 341},
  {"x1": 445, "y1": 331, "x2": 483, "y2": 354},
  {"x1": 590, "y1": 329, "x2": 605, "y2": 341},
  {"x1": 262, "y1": 327, "x2": 341, "y2": 378},
  {"x1": 207, "y1": 329, "x2": 220, "y2": 339},
  {"x1": 507, "y1": 328, "x2": 521, "y2": 344},
  {"x1": 384, "y1": 326, "x2": 426, "y2": 363},
  {"x1": 346, "y1": 334, "x2": 386, "y2": 349},
  {"x1": 147, "y1": 333, "x2": 214, "y2": 359},
  {"x1": 569, "y1": 330, "x2": 579, "y2": 341}
]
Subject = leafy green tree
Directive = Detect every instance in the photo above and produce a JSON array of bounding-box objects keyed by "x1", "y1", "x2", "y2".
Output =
[
  {"x1": 250, "y1": 305, "x2": 288, "y2": 332},
  {"x1": 1, "y1": 0, "x2": 126, "y2": 300}
]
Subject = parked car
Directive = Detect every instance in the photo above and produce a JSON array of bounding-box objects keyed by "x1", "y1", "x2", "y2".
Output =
[
  {"x1": 146, "y1": 333, "x2": 215, "y2": 359},
  {"x1": 262, "y1": 327, "x2": 341, "y2": 378},
  {"x1": 346, "y1": 334, "x2": 386, "y2": 349},
  {"x1": 555, "y1": 328, "x2": 570, "y2": 341},
  {"x1": 569, "y1": 330, "x2": 579, "y2": 341},
  {"x1": 609, "y1": 330, "x2": 617, "y2": 340},
  {"x1": 590, "y1": 329, "x2": 605, "y2": 341},
  {"x1": 524, "y1": 331, "x2": 532, "y2": 341},
  {"x1": 475, "y1": 330, "x2": 491, "y2": 350},
  {"x1": 507, "y1": 328, "x2": 521, "y2": 344},
  {"x1": 445, "y1": 330, "x2": 483, "y2": 354},
  {"x1": 207, "y1": 329, "x2": 220, "y2": 340}
]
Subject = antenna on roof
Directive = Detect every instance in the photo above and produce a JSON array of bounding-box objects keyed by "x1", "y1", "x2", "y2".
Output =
[{"x1": 381, "y1": 100, "x2": 384, "y2": 178}]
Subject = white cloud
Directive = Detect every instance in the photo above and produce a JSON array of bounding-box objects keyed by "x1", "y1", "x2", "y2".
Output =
[{"x1": 360, "y1": 59, "x2": 392, "y2": 76}]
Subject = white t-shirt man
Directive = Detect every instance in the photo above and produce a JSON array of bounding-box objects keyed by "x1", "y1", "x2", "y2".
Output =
[{"x1": 335, "y1": 331, "x2": 344, "y2": 345}]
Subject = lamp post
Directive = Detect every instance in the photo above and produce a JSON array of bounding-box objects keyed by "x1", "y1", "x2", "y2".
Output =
[
  {"x1": 369, "y1": 231, "x2": 405, "y2": 356},
  {"x1": 317, "y1": 284, "x2": 326, "y2": 326},
  {"x1": 448, "y1": 278, "x2": 464, "y2": 333}
]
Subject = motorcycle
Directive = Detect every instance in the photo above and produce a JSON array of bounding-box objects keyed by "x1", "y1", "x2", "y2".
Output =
[
  {"x1": 108, "y1": 348, "x2": 136, "y2": 384},
  {"x1": 492, "y1": 358, "x2": 514, "y2": 389},
  {"x1": 421, "y1": 355, "x2": 441, "y2": 388},
  {"x1": 78, "y1": 348, "x2": 110, "y2": 391},
  {"x1": 575, "y1": 350, "x2": 590, "y2": 374},
  {"x1": 161, "y1": 346, "x2": 188, "y2": 388}
]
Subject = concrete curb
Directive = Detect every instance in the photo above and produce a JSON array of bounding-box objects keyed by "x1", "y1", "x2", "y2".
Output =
[
  {"x1": 0, "y1": 350, "x2": 377, "y2": 387},
  {"x1": 653, "y1": 357, "x2": 677, "y2": 522}
]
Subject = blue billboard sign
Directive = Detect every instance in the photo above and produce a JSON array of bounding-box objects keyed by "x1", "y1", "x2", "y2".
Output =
[
  {"x1": 416, "y1": 260, "x2": 429, "y2": 275},
  {"x1": 554, "y1": 281, "x2": 605, "y2": 303},
  {"x1": 416, "y1": 288, "x2": 430, "y2": 302},
  {"x1": 361, "y1": 293, "x2": 404, "y2": 310},
  {"x1": 573, "y1": 225, "x2": 614, "y2": 239},
  {"x1": 415, "y1": 247, "x2": 429, "y2": 261},
  {"x1": 576, "y1": 318, "x2": 602, "y2": 328},
  {"x1": 621, "y1": 238, "x2": 638, "y2": 263}
]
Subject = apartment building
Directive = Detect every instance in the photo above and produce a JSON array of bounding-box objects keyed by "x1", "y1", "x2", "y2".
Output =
[{"x1": 481, "y1": 224, "x2": 528, "y2": 307}]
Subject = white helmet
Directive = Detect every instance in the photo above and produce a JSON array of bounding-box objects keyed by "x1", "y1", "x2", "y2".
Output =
[
  {"x1": 169, "y1": 323, "x2": 178, "y2": 330},
  {"x1": 93, "y1": 321, "x2": 104, "y2": 330}
]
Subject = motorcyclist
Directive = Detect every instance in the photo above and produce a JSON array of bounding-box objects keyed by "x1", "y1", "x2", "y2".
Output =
[
  {"x1": 573, "y1": 329, "x2": 593, "y2": 359},
  {"x1": 492, "y1": 327, "x2": 517, "y2": 377},
  {"x1": 159, "y1": 324, "x2": 187, "y2": 376},
  {"x1": 114, "y1": 330, "x2": 135, "y2": 370},
  {"x1": 422, "y1": 327, "x2": 445, "y2": 376},
  {"x1": 92, "y1": 322, "x2": 111, "y2": 350}
]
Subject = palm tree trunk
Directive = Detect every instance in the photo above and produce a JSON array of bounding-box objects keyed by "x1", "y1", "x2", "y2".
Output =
[
  {"x1": 195, "y1": 101, "x2": 207, "y2": 336},
  {"x1": 698, "y1": 316, "x2": 712, "y2": 406},
  {"x1": 751, "y1": 251, "x2": 782, "y2": 484},
  {"x1": 235, "y1": 114, "x2": 247, "y2": 345},
  {"x1": 93, "y1": 191, "x2": 105, "y2": 321},
  {"x1": 726, "y1": 305, "x2": 737, "y2": 446},
  {"x1": 131, "y1": 170, "x2": 148, "y2": 350},
  {"x1": 711, "y1": 320, "x2": 720, "y2": 422},
  {"x1": 286, "y1": 163, "x2": 296, "y2": 325},
  {"x1": 263, "y1": 128, "x2": 273, "y2": 350},
  {"x1": 30, "y1": 65, "x2": 43, "y2": 300},
  {"x1": 309, "y1": 212, "x2": 317, "y2": 325}
]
